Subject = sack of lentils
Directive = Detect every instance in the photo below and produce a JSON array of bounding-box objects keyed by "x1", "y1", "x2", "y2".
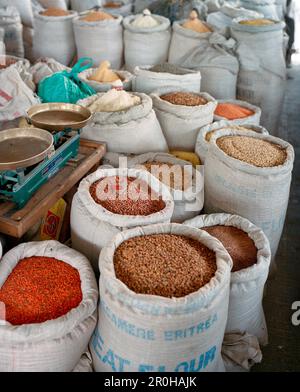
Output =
[
  {"x1": 33, "y1": 8, "x2": 77, "y2": 66},
  {"x1": 196, "y1": 120, "x2": 268, "y2": 163},
  {"x1": 90, "y1": 223, "x2": 232, "y2": 372},
  {"x1": 73, "y1": 11, "x2": 123, "y2": 70},
  {"x1": 204, "y1": 129, "x2": 294, "y2": 275},
  {"x1": 168, "y1": 14, "x2": 239, "y2": 100},
  {"x1": 127, "y1": 152, "x2": 204, "y2": 223},
  {"x1": 0, "y1": 240, "x2": 98, "y2": 372},
  {"x1": 151, "y1": 88, "x2": 217, "y2": 151},
  {"x1": 184, "y1": 213, "x2": 271, "y2": 371},
  {"x1": 79, "y1": 90, "x2": 168, "y2": 154},
  {"x1": 133, "y1": 63, "x2": 201, "y2": 95},
  {"x1": 71, "y1": 168, "x2": 174, "y2": 272},
  {"x1": 214, "y1": 99, "x2": 261, "y2": 125},
  {"x1": 123, "y1": 10, "x2": 171, "y2": 73}
]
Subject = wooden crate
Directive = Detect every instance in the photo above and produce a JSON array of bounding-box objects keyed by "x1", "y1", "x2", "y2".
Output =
[{"x1": 0, "y1": 139, "x2": 106, "y2": 238}]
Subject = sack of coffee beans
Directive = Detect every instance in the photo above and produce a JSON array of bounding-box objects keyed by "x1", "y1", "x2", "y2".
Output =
[
  {"x1": 91, "y1": 223, "x2": 232, "y2": 372},
  {"x1": 71, "y1": 167, "x2": 174, "y2": 271}
]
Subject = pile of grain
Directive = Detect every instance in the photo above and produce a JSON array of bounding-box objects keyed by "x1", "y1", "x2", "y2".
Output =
[
  {"x1": 160, "y1": 92, "x2": 208, "y2": 106},
  {"x1": 104, "y1": 2, "x2": 122, "y2": 8},
  {"x1": 217, "y1": 135, "x2": 287, "y2": 167},
  {"x1": 90, "y1": 176, "x2": 166, "y2": 215},
  {"x1": 239, "y1": 19, "x2": 275, "y2": 26},
  {"x1": 182, "y1": 10, "x2": 212, "y2": 33},
  {"x1": 114, "y1": 234, "x2": 217, "y2": 297},
  {"x1": 41, "y1": 8, "x2": 70, "y2": 17},
  {"x1": 202, "y1": 225, "x2": 257, "y2": 272},
  {"x1": 215, "y1": 103, "x2": 254, "y2": 120},
  {"x1": 81, "y1": 11, "x2": 114, "y2": 22}
]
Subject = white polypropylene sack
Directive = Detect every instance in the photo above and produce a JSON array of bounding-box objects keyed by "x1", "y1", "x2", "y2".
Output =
[
  {"x1": 30, "y1": 58, "x2": 70, "y2": 84},
  {"x1": 33, "y1": 11, "x2": 77, "y2": 66},
  {"x1": 73, "y1": 15, "x2": 123, "y2": 70},
  {"x1": 168, "y1": 22, "x2": 239, "y2": 99},
  {"x1": 214, "y1": 99, "x2": 261, "y2": 125},
  {"x1": 184, "y1": 213, "x2": 271, "y2": 347},
  {"x1": 91, "y1": 223, "x2": 232, "y2": 372},
  {"x1": 0, "y1": 240, "x2": 98, "y2": 372},
  {"x1": 79, "y1": 92, "x2": 168, "y2": 154},
  {"x1": 133, "y1": 64, "x2": 201, "y2": 94},
  {"x1": 151, "y1": 89, "x2": 217, "y2": 151},
  {"x1": 123, "y1": 14, "x2": 171, "y2": 72},
  {"x1": 103, "y1": 1, "x2": 133, "y2": 17},
  {"x1": 0, "y1": 55, "x2": 34, "y2": 90},
  {"x1": 73, "y1": 351, "x2": 93, "y2": 372},
  {"x1": 38, "y1": 0, "x2": 68, "y2": 10},
  {"x1": 0, "y1": 66, "x2": 38, "y2": 121},
  {"x1": 71, "y1": 168, "x2": 174, "y2": 271},
  {"x1": 79, "y1": 68, "x2": 134, "y2": 92},
  {"x1": 127, "y1": 153, "x2": 204, "y2": 222},
  {"x1": 239, "y1": 0, "x2": 279, "y2": 19},
  {"x1": 0, "y1": 27, "x2": 5, "y2": 55},
  {"x1": 231, "y1": 19, "x2": 286, "y2": 134},
  {"x1": 0, "y1": 0, "x2": 34, "y2": 27},
  {"x1": 70, "y1": 0, "x2": 102, "y2": 12},
  {"x1": 204, "y1": 129, "x2": 294, "y2": 272},
  {"x1": 196, "y1": 120, "x2": 269, "y2": 162},
  {"x1": 0, "y1": 7, "x2": 24, "y2": 58}
]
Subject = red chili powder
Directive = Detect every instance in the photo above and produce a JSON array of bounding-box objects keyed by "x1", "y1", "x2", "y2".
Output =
[
  {"x1": 0, "y1": 256, "x2": 82, "y2": 325},
  {"x1": 215, "y1": 103, "x2": 254, "y2": 120},
  {"x1": 90, "y1": 176, "x2": 166, "y2": 216}
]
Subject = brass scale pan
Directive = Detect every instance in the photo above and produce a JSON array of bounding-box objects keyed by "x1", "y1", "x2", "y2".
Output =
[{"x1": 0, "y1": 103, "x2": 93, "y2": 171}]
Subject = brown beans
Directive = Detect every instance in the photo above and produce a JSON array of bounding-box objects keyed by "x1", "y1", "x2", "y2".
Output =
[
  {"x1": 41, "y1": 8, "x2": 70, "y2": 17},
  {"x1": 81, "y1": 11, "x2": 115, "y2": 22},
  {"x1": 217, "y1": 135, "x2": 287, "y2": 167},
  {"x1": 160, "y1": 92, "x2": 208, "y2": 106},
  {"x1": 90, "y1": 176, "x2": 166, "y2": 216},
  {"x1": 202, "y1": 225, "x2": 257, "y2": 272},
  {"x1": 114, "y1": 234, "x2": 217, "y2": 298}
]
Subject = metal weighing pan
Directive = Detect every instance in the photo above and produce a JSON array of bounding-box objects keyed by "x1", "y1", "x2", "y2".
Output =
[
  {"x1": 0, "y1": 128, "x2": 54, "y2": 171},
  {"x1": 27, "y1": 103, "x2": 93, "y2": 132}
]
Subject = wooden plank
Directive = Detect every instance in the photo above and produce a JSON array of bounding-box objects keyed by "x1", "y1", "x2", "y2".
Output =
[{"x1": 0, "y1": 202, "x2": 14, "y2": 217}]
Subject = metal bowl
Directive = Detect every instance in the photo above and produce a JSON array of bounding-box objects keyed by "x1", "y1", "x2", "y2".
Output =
[
  {"x1": 27, "y1": 103, "x2": 93, "y2": 132},
  {"x1": 0, "y1": 128, "x2": 54, "y2": 171}
]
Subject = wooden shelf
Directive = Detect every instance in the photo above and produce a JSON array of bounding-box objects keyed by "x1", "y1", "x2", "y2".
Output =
[{"x1": 0, "y1": 139, "x2": 106, "y2": 238}]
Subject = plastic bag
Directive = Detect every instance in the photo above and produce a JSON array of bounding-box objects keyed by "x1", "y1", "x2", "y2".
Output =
[{"x1": 38, "y1": 58, "x2": 96, "y2": 104}]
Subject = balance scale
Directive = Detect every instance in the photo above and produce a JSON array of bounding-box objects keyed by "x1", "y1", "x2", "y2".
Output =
[{"x1": 0, "y1": 103, "x2": 93, "y2": 209}]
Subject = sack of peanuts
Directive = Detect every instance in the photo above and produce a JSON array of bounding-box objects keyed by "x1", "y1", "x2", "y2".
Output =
[
  {"x1": 73, "y1": 13, "x2": 123, "y2": 70},
  {"x1": 79, "y1": 91, "x2": 168, "y2": 154},
  {"x1": 184, "y1": 213, "x2": 271, "y2": 370},
  {"x1": 79, "y1": 67, "x2": 134, "y2": 92},
  {"x1": 214, "y1": 99, "x2": 261, "y2": 125},
  {"x1": 0, "y1": 240, "x2": 98, "y2": 372},
  {"x1": 33, "y1": 9, "x2": 77, "y2": 66},
  {"x1": 231, "y1": 18, "x2": 286, "y2": 134},
  {"x1": 71, "y1": 168, "x2": 174, "y2": 272},
  {"x1": 0, "y1": 0, "x2": 34, "y2": 27},
  {"x1": 91, "y1": 223, "x2": 232, "y2": 372},
  {"x1": 73, "y1": 351, "x2": 93, "y2": 372},
  {"x1": 123, "y1": 11, "x2": 171, "y2": 73},
  {"x1": 70, "y1": 0, "x2": 102, "y2": 12},
  {"x1": 168, "y1": 20, "x2": 239, "y2": 100},
  {"x1": 0, "y1": 6, "x2": 24, "y2": 58},
  {"x1": 196, "y1": 121, "x2": 269, "y2": 163},
  {"x1": 126, "y1": 153, "x2": 204, "y2": 223},
  {"x1": 151, "y1": 88, "x2": 217, "y2": 151},
  {"x1": 204, "y1": 129, "x2": 294, "y2": 275},
  {"x1": 133, "y1": 64, "x2": 201, "y2": 95}
]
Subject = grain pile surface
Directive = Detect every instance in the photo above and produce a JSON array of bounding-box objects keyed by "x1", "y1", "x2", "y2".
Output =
[
  {"x1": 104, "y1": 2, "x2": 122, "y2": 8},
  {"x1": 217, "y1": 136, "x2": 287, "y2": 167},
  {"x1": 202, "y1": 225, "x2": 257, "y2": 272},
  {"x1": 215, "y1": 103, "x2": 254, "y2": 120},
  {"x1": 182, "y1": 10, "x2": 212, "y2": 33},
  {"x1": 0, "y1": 257, "x2": 82, "y2": 325},
  {"x1": 149, "y1": 64, "x2": 184, "y2": 75},
  {"x1": 131, "y1": 9, "x2": 160, "y2": 28},
  {"x1": 114, "y1": 234, "x2": 217, "y2": 297},
  {"x1": 239, "y1": 19, "x2": 275, "y2": 26},
  {"x1": 90, "y1": 176, "x2": 166, "y2": 215},
  {"x1": 88, "y1": 61, "x2": 121, "y2": 83},
  {"x1": 160, "y1": 92, "x2": 207, "y2": 106},
  {"x1": 41, "y1": 8, "x2": 70, "y2": 17},
  {"x1": 205, "y1": 125, "x2": 251, "y2": 142},
  {"x1": 88, "y1": 89, "x2": 141, "y2": 112},
  {"x1": 81, "y1": 11, "x2": 114, "y2": 21}
]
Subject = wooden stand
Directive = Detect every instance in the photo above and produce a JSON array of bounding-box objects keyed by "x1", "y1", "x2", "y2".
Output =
[{"x1": 0, "y1": 139, "x2": 106, "y2": 238}]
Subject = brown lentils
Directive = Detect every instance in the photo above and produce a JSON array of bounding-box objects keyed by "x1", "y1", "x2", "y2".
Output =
[
  {"x1": 90, "y1": 176, "x2": 166, "y2": 216},
  {"x1": 41, "y1": 8, "x2": 70, "y2": 16},
  {"x1": 202, "y1": 225, "x2": 257, "y2": 272},
  {"x1": 114, "y1": 234, "x2": 217, "y2": 298},
  {"x1": 160, "y1": 92, "x2": 208, "y2": 106},
  {"x1": 217, "y1": 135, "x2": 287, "y2": 167}
]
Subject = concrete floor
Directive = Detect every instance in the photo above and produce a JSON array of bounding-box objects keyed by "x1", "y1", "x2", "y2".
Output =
[{"x1": 253, "y1": 59, "x2": 300, "y2": 372}]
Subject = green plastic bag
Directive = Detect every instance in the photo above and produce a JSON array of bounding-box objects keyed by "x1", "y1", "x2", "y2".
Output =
[{"x1": 38, "y1": 58, "x2": 96, "y2": 104}]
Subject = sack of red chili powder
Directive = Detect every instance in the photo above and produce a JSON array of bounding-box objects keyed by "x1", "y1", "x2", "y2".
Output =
[
  {"x1": 184, "y1": 213, "x2": 271, "y2": 371},
  {"x1": 0, "y1": 240, "x2": 98, "y2": 372},
  {"x1": 214, "y1": 99, "x2": 261, "y2": 125},
  {"x1": 71, "y1": 167, "x2": 174, "y2": 272},
  {"x1": 91, "y1": 223, "x2": 232, "y2": 372}
]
